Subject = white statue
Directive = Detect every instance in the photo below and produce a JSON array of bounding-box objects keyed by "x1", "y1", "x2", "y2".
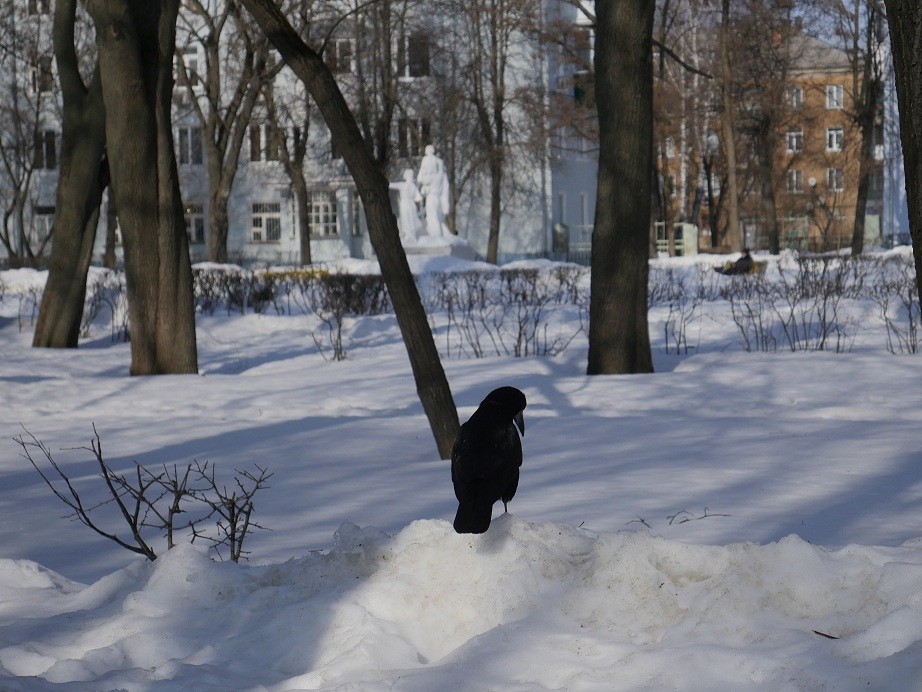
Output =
[
  {"x1": 416, "y1": 145, "x2": 451, "y2": 237},
  {"x1": 389, "y1": 169, "x2": 423, "y2": 244}
]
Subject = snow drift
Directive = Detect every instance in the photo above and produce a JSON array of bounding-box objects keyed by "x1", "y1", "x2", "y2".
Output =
[{"x1": 2, "y1": 517, "x2": 921, "y2": 690}]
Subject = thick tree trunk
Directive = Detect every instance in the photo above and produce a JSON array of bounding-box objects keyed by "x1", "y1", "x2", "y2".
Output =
[
  {"x1": 33, "y1": 0, "x2": 108, "y2": 349},
  {"x1": 851, "y1": 130, "x2": 873, "y2": 255},
  {"x1": 587, "y1": 0, "x2": 654, "y2": 376},
  {"x1": 486, "y1": 156, "x2": 502, "y2": 264},
  {"x1": 239, "y1": 0, "x2": 459, "y2": 458},
  {"x1": 755, "y1": 125, "x2": 779, "y2": 254},
  {"x1": 86, "y1": 0, "x2": 198, "y2": 375},
  {"x1": 209, "y1": 185, "x2": 230, "y2": 264},
  {"x1": 292, "y1": 174, "x2": 312, "y2": 265},
  {"x1": 884, "y1": 0, "x2": 922, "y2": 297},
  {"x1": 719, "y1": 0, "x2": 743, "y2": 252}
]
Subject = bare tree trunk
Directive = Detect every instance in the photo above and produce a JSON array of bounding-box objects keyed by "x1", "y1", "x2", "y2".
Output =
[
  {"x1": 719, "y1": 0, "x2": 742, "y2": 251},
  {"x1": 850, "y1": 0, "x2": 883, "y2": 256},
  {"x1": 239, "y1": 0, "x2": 459, "y2": 458},
  {"x1": 883, "y1": 0, "x2": 922, "y2": 297},
  {"x1": 755, "y1": 124, "x2": 780, "y2": 254},
  {"x1": 587, "y1": 0, "x2": 654, "y2": 376},
  {"x1": 85, "y1": 0, "x2": 198, "y2": 375},
  {"x1": 33, "y1": 0, "x2": 107, "y2": 348},
  {"x1": 292, "y1": 175, "x2": 312, "y2": 265},
  {"x1": 486, "y1": 155, "x2": 502, "y2": 263},
  {"x1": 208, "y1": 183, "x2": 230, "y2": 264}
]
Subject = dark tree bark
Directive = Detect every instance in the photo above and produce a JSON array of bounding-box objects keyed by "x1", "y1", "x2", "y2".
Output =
[
  {"x1": 719, "y1": 0, "x2": 742, "y2": 252},
  {"x1": 586, "y1": 0, "x2": 654, "y2": 375},
  {"x1": 33, "y1": 0, "x2": 108, "y2": 349},
  {"x1": 85, "y1": 0, "x2": 198, "y2": 375},
  {"x1": 754, "y1": 123, "x2": 780, "y2": 255},
  {"x1": 849, "y1": 0, "x2": 884, "y2": 256},
  {"x1": 238, "y1": 0, "x2": 459, "y2": 458},
  {"x1": 883, "y1": 0, "x2": 922, "y2": 297}
]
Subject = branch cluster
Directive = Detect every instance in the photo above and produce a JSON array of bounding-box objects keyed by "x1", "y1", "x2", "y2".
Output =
[{"x1": 17, "y1": 426, "x2": 272, "y2": 563}]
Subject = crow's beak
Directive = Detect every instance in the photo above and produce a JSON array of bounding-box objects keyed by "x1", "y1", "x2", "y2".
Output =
[{"x1": 514, "y1": 411, "x2": 525, "y2": 436}]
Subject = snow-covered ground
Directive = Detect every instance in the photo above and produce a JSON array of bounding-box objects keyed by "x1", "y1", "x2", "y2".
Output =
[{"x1": 1, "y1": 252, "x2": 921, "y2": 690}]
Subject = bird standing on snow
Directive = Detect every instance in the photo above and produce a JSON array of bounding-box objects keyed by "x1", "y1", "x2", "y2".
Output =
[{"x1": 451, "y1": 386, "x2": 527, "y2": 534}]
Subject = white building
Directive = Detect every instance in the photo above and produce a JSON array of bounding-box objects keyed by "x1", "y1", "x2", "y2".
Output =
[{"x1": 1, "y1": 0, "x2": 598, "y2": 268}]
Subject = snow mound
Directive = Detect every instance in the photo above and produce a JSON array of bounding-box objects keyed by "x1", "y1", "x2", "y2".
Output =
[{"x1": 1, "y1": 517, "x2": 921, "y2": 689}]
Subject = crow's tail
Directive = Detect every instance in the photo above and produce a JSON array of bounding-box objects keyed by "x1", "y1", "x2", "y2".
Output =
[{"x1": 453, "y1": 490, "x2": 493, "y2": 534}]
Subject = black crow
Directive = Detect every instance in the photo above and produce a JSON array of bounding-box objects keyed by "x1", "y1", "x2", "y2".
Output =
[{"x1": 451, "y1": 386, "x2": 527, "y2": 534}]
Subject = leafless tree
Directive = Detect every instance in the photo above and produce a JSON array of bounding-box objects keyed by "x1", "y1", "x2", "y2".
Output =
[
  {"x1": 0, "y1": 3, "x2": 56, "y2": 267},
  {"x1": 84, "y1": 0, "x2": 198, "y2": 375},
  {"x1": 237, "y1": 0, "x2": 460, "y2": 458},
  {"x1": 587, "y1": 0, "x2": 655, "y2": 375},
  {"x1": 175, "y1": 0, "x2": 283, "y2": 264},
  {"x1": 33, "y1": 0, "x2": 107, "y2": 348},
  {"x1": 882, "y1": 0, "x2": 922, "y2": 298}
]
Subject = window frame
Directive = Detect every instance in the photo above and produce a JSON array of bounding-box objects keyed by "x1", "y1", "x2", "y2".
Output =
[{"x1": 250, "y1": 201, "x2": 283, "y2": 243}]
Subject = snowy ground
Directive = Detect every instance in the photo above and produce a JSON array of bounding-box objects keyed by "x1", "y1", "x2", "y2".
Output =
[{"x1": 0, "y1": 252, "x2": 920, "y2": 689}]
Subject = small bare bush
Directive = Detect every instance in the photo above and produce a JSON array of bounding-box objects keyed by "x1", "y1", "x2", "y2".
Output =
[
  {"x1": 870, "y1": 254, "x2": 921, "y2": 354},
  {"x1": 17, "y1": 426, "x2": 272, "y2": 563}
]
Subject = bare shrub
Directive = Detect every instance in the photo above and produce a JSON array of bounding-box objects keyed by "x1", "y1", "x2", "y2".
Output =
[
  {"x1": 425, "y1": 268, "x2": 584, "y2": 359},
  {"x1": 17, "y1": 285, "x2": 42, "y2": 332},
  {"x1": 17, "y1": 426, "x2": 272, "y2": 563},
  {"x1": 651, "y1": 265, "x2": 717, "y2": 354},
  {"x1": 720, "y1": 257, "x2": 859, "y2": 353},
  {"x1": 80, "y1": 271, "x2": 128, "y2": 342},
  {"x1": 870, "y1": 254, "x2": 920, "y2": 353}
]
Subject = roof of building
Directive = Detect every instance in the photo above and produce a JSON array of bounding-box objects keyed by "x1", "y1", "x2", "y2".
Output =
[{"x1": 789, "y1": 33, "x2": 851, "y2": 73}]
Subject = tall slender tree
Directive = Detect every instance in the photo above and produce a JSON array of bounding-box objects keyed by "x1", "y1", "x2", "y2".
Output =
[
  {"x1": 587, "y1": 0, "x2": 654, "y2": 375},
  {"x1": 84, "y1": 0, "x2": 198, "y2": 375},
  {"x1": 883, "y1": 0, "x2": 922, "y2": 298},
  {"x1": 33, "y1": 0, "x2": 107, "y2": 349},
  {"x1": 175, "y1": 1, "x2": 281, "y2": 264},
  {"x1": 238, "y1": 0, "x2": 459, "y2": 458},
  {"x1": 718, "y1": 0, "x2": 743, "y2": 252}
]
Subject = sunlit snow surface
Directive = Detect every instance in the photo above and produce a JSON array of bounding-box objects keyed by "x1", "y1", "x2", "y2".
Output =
[{"x1": 1, "y1": 252, "x2": 920, "y2": 689}]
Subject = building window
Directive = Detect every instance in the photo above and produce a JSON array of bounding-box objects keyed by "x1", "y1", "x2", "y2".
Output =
[
  {"x1": 32, "y1": 205, "x2": 54, "y2": 243},
  {"x1": 573, "y1": 70, "x2": 594, "y2": 106},
  {"x1": 31, "y1": 54, "x2": 53, "y2": 94},
  {"x1": 33, "y1": 130, "x2": 57, "y2": 169},
  {"x1": 351, "y1": 195, "x2": 365, "y2": 237},
  {"x1": 786, "y1": 129, "x2": 803, "y2": 153},
  {"x1": 177, "y1": 126, "x2": 203, "y2": 165},
  {"x1": 325, "y1": 38, "x2": 354, "y2": 74},
  {"x1": 827, "y1": 167, "x2": 844, "y2": 192},
  {"x1": 397, "y1": 116, "x2": 430, "y2": 158},
  {"x1": 309, "y1": 192, "x2": 339, "y2": 236},
  {"x1": 786, "y1": 168, "x2": 803, "y2": 194},
  {"x1": 571, "y1": 25, "x2": 593, "y2": 69},
  {"x1": 557, "y1": 191, "x2": 567, "y2": 224},
  {"x1": 177, "y1": 47, "x2": 200, "y2": 88},
  {"x1": 408, "y1": 32, "x2": 430, "y2": 77},
  {"x1": 250, "y1": 202, "x2": 282, "y2": 242},
  {"x1": 250, "y1": 122, "x2": 279, "y2": 162},
  {"x1": 826, "y1": 127, "x2": 844, "y2": 152},
  {"x1": 868, "y1": 169, "x2": 883, "y2": 198},
  {"x1": 826, "y1": 84, "x2": 844, "y2": 109},
  {"x1": 184, "y1": 203, "x2": 206, "y2": 244},
  {"x1": 786, "y1": 85, "x2": 804, "y2": 109},
  {"x1": 28, "y1": 0, "x2": 51, "y2": 15}
]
